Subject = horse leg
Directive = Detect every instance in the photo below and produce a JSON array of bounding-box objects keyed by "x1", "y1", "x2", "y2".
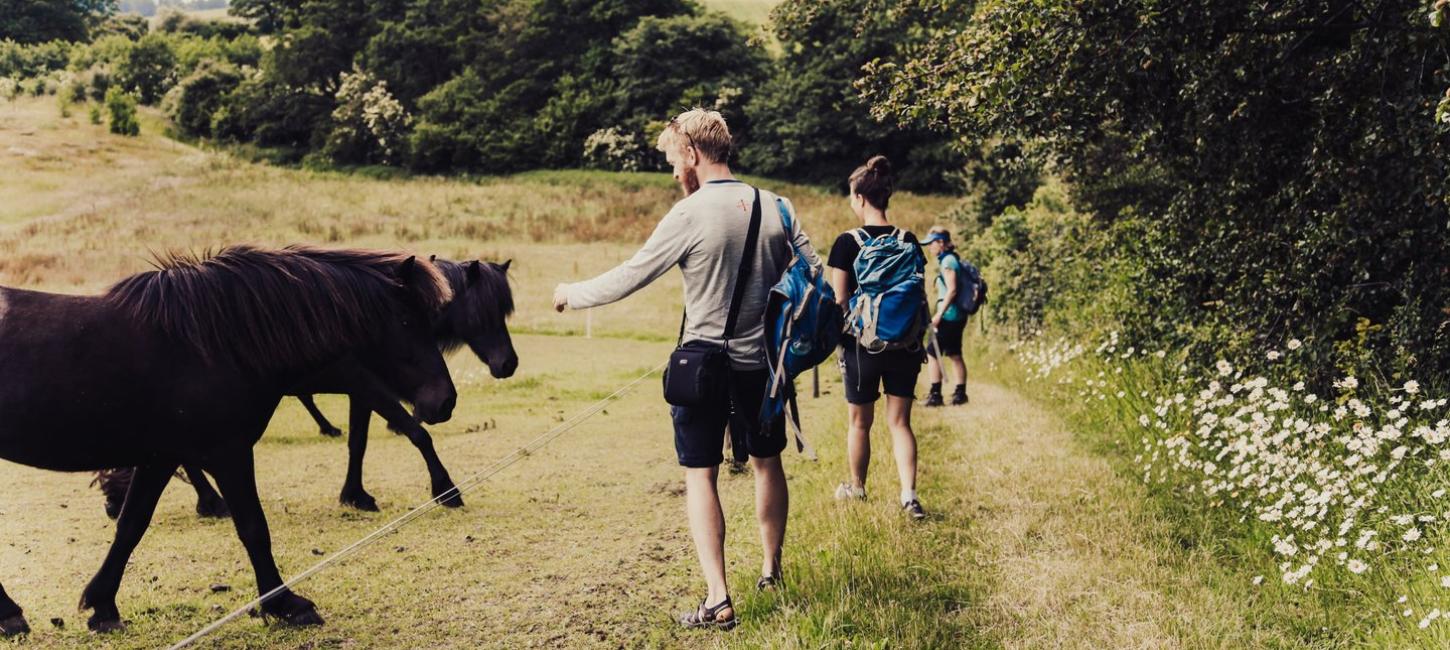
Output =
[
  {"x1": 205, "y1": 452, "x2": 323, "y2": 627},
  {"x1": 298, "y1": 394, "x2": 343, "y2": 437},
  {"x1": 79, "y1": 462, "x2": 177, "y2": 632},
  {"x1": 338, "y1": 399, "x2": 379, "y2": 511},
  {"x1": 0, "y1": 584, "x2": 28, "y2": 636},
  {"x1": 183, "y1": 464, "x2": 230, "y2": 519},
  {"x1": 371, "y1": 398, "x2": 462, "y2": 508}
]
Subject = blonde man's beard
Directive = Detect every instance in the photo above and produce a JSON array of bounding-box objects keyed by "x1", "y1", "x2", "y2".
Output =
[{"x1": 679, "y1": 167, "x2": 701, "y2": 196}]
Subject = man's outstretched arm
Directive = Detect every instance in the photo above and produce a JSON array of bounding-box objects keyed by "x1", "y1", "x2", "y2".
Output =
[{"x1": 554, "y1": 208, "x2": 693, "y2": 312}]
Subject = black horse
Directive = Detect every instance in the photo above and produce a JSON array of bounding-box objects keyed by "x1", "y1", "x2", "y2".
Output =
[
  {"x1": 95, "y1": 257, "x2": 518, "y2": 517},
  {"x1": 0, "y1": 245, "x2": 457, "y2": 635}
]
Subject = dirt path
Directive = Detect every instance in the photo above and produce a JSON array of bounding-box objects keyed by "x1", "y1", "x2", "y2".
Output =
[{"x1": 913, "y1": 381, "x2": 1292, "y2": 650}]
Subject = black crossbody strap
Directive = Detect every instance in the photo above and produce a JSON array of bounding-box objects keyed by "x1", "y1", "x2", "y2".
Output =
[{"x1": 721, "y1": 188, "x2": 762, "y2": 342}]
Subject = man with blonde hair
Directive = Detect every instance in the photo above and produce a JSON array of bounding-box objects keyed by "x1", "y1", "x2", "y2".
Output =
[{"x1": 553, "y1": 108, "x2": 821, "y2": 630}]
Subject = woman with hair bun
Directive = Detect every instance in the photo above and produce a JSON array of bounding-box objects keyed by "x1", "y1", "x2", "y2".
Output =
[{"x1": 825, "y1": 155, "x2": 928, "y2": 521}]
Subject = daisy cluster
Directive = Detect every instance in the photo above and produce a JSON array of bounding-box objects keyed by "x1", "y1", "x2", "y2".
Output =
[{"x1": 1016, "y1": 333, "x2": 1450, "y2": 629}]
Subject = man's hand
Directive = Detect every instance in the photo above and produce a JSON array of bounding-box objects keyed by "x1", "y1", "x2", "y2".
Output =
[
  {"x1": 553, "y1": 284, "x2": 570, "y2": 313},
  {"x1": 931, "y1": 313, "x2": 943, "y2": 330}
]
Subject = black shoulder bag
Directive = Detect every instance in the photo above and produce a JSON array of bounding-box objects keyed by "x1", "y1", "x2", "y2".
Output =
[{"x1": 662, "y1": 187, "x2": 762, "y2": 408}]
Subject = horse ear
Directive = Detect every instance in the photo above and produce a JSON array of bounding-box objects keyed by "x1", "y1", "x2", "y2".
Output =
[
  {"x1": 500, "y1": 259, "x2": 512, "y2": 273},
  {"x1": 466, "y1": 260, "x2": 482, "y2": 286},
  {"x1": 398, "y1": 256, "x2": 418, "y2": 282},
  {"x1": 429, "y1": 254, "x2": 437, "y2": 263}
]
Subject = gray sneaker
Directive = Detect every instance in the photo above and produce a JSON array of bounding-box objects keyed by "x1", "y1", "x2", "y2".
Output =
[
  {"x1": 834, "y1": 482, "x2": 866, "y2": 501},
  {"x1": 903, "y1": 499, "x2": 927, "y2": 520}
]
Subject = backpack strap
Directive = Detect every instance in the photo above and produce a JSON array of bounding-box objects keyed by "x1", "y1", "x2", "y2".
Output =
[
  {"x1": 721, "y1": 188, "x2": 763, "y2": 342},
  {"x1": 850, "y1": 228, "x2": 868, "y2": 246}
]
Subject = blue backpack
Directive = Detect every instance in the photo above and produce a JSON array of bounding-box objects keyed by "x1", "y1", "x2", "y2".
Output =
[
  {"x1": 761, "y1": 197, "x2": 841, "y2": 459},
  {"x1": 847, "y1": 228, "x2": 927, "y2": 352}
]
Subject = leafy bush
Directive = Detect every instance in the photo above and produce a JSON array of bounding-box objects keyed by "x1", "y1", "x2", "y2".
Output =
[
  {"x1": 582, "y1": 127, "x2": 648, "y2": 172},
  {"x1": 104, "y1": 85, "x2": 139, "y2": 136},
  {"x1": 865, "y1": 0, "x2": 1450, "y2": 386},
  {"x1": 163, "y1": 58, "x2": 241, "y2": 137},
  {"x1": 117, "y1": 33, "x2": 177, "y2": 104},
  {"x1": 322, "y1": 67, "x2": 412, "y2": 165},
  {"x1": 0, "y1": 39, "x2": 73, "y2": 79},
  {"x1": 212, "y1": 76, "x2": 329, "y2": 149}
]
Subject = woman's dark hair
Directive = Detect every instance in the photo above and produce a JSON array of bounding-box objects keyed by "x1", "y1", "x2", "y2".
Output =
[{"x1": 848, "y1": 155, "x2": 894, "y2": 210}]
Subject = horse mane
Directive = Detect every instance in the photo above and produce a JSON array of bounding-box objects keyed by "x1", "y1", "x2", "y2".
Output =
[
  {"x1": 433, "y1": 258, "x2": 514, "y2": 354},
  {"x1": 105, "y1": 245, "x2": 452, "y2": 372}
]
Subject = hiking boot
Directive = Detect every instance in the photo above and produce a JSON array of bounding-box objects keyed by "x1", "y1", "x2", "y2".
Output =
[
  {"x1": 834, "y1": 482, "x2": 866, "y2": 501},
  {"x1": 903, "y1": 499, "x2": 927, "y2": 521},
  {"x1": 950, "y1": 389, "x2": 968, "y2": 406},
  {"x1": 923, "y1": 392, "x2": 944, "y2": 407}
]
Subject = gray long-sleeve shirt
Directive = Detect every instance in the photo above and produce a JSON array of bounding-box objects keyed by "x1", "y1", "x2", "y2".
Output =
[{"x1": 563, "y1": 180, "x2": 822, "y2": 370}]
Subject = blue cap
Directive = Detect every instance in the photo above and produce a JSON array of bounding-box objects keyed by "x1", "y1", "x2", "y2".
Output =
[{"x1": 920, "y1": 231, "x2": 950, "y2": 245}]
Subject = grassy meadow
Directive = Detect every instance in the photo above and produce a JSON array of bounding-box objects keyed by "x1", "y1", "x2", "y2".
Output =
[{"x1": 0, "y1": 96, "x2": 1308, "y2": 649}]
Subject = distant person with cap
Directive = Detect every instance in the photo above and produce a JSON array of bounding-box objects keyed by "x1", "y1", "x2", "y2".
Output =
[{"x1": 921, "y1": 226, "x2": 970, "y2": 407}]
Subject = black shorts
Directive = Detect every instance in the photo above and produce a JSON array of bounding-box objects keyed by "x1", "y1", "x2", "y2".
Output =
[
  {"x1": 928, "y1": 318, "x2": 967, "y2": 357},
  {"x1": 671, "y1": 368, "x2": 787, "y2": 468},
  {"x1": 840, "y1": 338, "x2": 923, "y2": 404}
]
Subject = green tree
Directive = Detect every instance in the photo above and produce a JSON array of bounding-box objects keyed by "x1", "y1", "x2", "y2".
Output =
[
  {"x1": 862, "y1": 0, "x2": 1450, "y2": 382},
  {"x1": 739, "y1": 0, "x2": 967, "y2": 192},
  {"x1": 0, "y1": 0, "x2": 115, "y2": 43},
  {"x1": 117, "y1": 33, "x2": 176, "y2": 104}
]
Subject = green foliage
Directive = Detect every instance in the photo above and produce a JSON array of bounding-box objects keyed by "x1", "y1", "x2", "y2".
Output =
[
  {"x1": 0, "y1": 0, "x2": 115, "y2": 44},
  {"x1": 212, "y1": 76, "x2": 329, "y2": 150},
  {"x1": 88, "y1": 102, "x2": 102, "y2": 123},
  {"x1": 0, "y1": 40, "x2": 74, "y2": 79},
  {"x1": 738, "y1": 0, "x2": 967, "y2": 192},
  {"x1": 228, "y1": 0, "x2": 304, "y2": 34},
  {"x1": 162, "y1": 58, "x2": 238, "y2": 137},
  {"x1": 116, "y1": 32, "x2": 175, "y2": 103},
  {"x1": 104, "y1": 84, "x2": 139, "y2": 135},
  {"x1": 94, "y1": 12, "x2": 148, "y2": 39},
  {"x1": 322, "y1": 67, "x2": 412, "y2": 165},
  {"x1": 865, "y1": 0, "x2": 1450, "y2": 385}
]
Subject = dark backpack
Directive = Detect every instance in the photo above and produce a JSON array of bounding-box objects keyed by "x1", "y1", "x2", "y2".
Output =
[{"x1": 946, "y1": 252, "x2": 987, "y2": 316}]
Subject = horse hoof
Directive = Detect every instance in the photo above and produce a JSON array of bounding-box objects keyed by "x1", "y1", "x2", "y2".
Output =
[
  {"x1": 0, "y1": 614, "x2": 29, "y2": 636},
  {"x1": 340, "y1": 492, "x2": 379, "y2": 512},
  {"x1": 264, "y1": 593, "x2": 324, "y2": 627},
  {"x1": 281, "y1": 607, "x2": 324, "y2": 627},
  {"x1": 438, "y1": 490, "x2": 465, "y2": 508},
  {"x1": 103, "y1": 499, "x2": 122, "y2": 521},
  {"x1": 196, "y1": 499, "x2": 231, "y2": 519},
  {"x1": 320, "y1": 426, "x2": 343, "y2": 438},
  {"x1": 86, "y1": 614, "x2": 124, "y2": 633}
]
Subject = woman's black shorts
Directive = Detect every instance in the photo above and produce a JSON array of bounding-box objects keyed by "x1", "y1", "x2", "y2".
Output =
[
  {"x1": 840, "y1": 338, "x2": 924, "y2": 404},
  {"x1": 928, "y1": 317, "x2": 967, "y2": 357}
]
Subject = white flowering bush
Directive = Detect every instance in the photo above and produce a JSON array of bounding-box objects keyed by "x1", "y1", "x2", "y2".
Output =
[
  {"x1": 1018, "y1": 332, "x2": 1450, "y2": 636},
  {"x1": 323, "y1": 67, "x2": 411, "y2": 165},
  {"x1": 582, "y1": 127, "x2": 647, "y2": 172}
]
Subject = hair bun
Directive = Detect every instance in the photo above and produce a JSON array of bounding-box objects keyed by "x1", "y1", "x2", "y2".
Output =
[{"x1": 867, "y1": 155, "x2": 892, "y2": 176}]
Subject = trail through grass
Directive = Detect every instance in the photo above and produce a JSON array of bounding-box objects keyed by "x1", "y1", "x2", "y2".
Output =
[{"x1": 0, "y1": 96, "x2": 1304, "y2": 648}]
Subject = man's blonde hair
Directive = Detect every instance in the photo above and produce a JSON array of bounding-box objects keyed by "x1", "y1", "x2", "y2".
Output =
[{"x1": 656, "y1": 108, "x2": 732, "y2": 164}]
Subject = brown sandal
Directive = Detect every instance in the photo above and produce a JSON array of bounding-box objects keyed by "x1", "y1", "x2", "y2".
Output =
[{"x1": 678, "y1": 596, "x2": 736, "y2": 630}]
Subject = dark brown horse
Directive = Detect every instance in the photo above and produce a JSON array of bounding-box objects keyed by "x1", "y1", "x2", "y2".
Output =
[
  {"x1": 95, "y1": 257, "x2": 518, "y2": 517},
  {"x1": 0, "y1": 246, "x2": 456, "y2": 635}
]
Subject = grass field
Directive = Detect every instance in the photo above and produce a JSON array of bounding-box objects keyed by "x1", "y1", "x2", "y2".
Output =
[{"x1": 0, "y1": 96, "x2": 1297, "y2": 648}]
